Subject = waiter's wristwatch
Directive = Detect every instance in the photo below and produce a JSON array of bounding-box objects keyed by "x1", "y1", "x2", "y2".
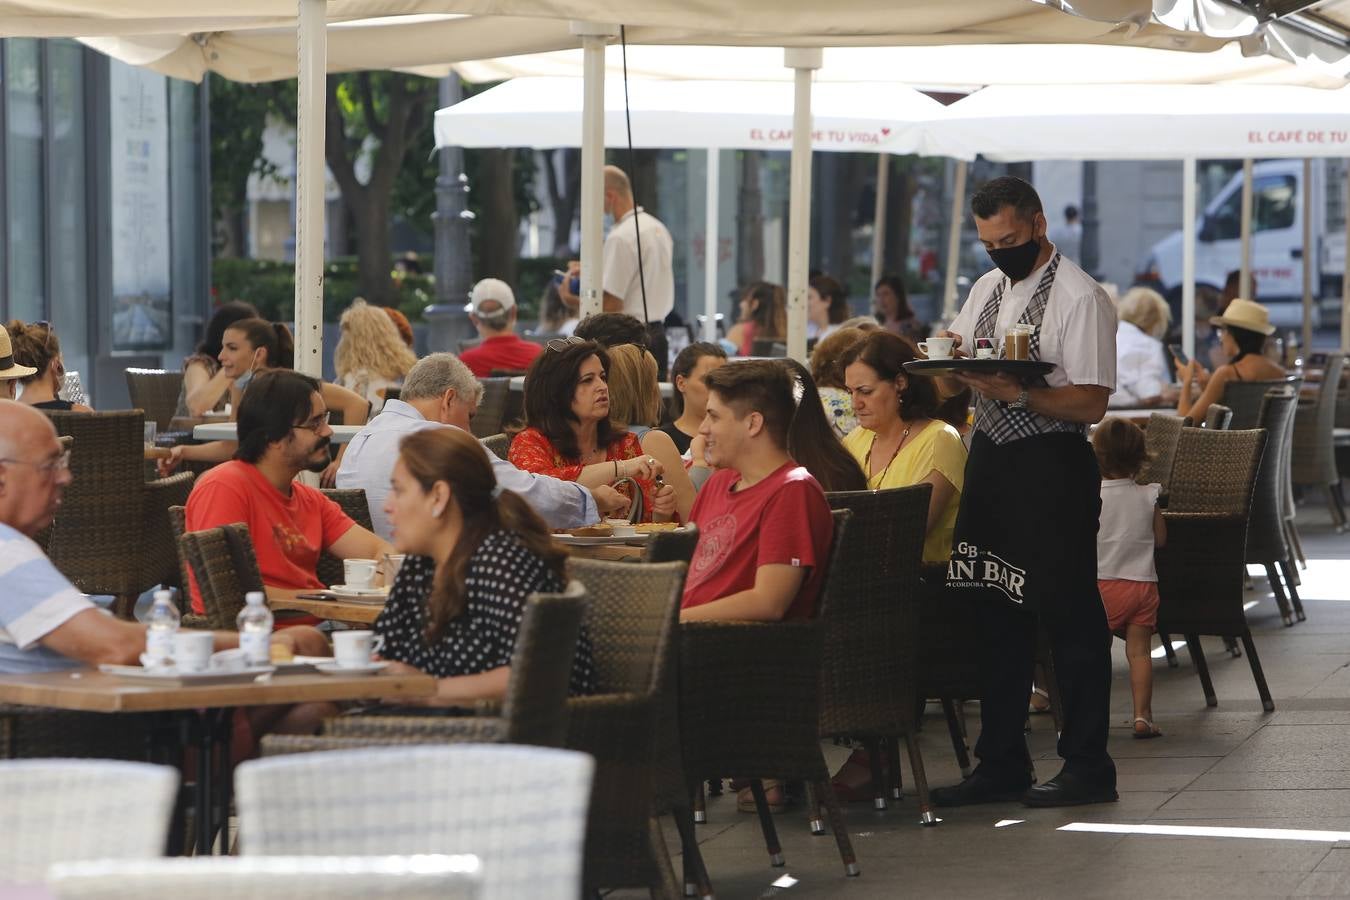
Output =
[{"x1": 1010, "y1": 388, "x2": 1030, "y2": 410}]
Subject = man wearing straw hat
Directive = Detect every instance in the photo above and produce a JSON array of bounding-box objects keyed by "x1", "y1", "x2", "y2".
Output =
[
  {"x1": 0, "y1": 327, "x2": 36, "y2": 400},
  {"x1": 931, "y1": 176, "x2": 1119, "y2": 808}
]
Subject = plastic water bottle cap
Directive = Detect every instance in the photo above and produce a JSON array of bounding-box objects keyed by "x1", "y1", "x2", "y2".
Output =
[
  {"x1": 245, "y1": 591, "x2": 265, "y2": 605},
  {"x1": 153, "y1": 590, "x2": 172, "y2": 604}
]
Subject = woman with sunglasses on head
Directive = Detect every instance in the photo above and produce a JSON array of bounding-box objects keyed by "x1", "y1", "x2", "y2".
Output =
[
  {"x1": 5, "y1": 321, "x2": 93, "y2": 412},
  {"x1": 163, "y1": 318, "x2": 369, "y2": 486},
  {"x1": 509, "y1": 337, "x2": 677, "y2": 523}
]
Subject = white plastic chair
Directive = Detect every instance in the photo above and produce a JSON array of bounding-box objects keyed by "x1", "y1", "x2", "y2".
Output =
[
  {"x1": 236, "y1": 744, "x2": 593, "y2": 900},
  {"x1": 48, "y1": 855, "x2": 481, "y2": 900},
  {"x1": 0, "y1": 759, "x2": 178, "y2": 883}
]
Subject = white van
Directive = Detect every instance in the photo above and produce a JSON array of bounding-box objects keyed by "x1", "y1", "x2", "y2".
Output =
[{"x1": 1138, "y1": 159, "x2": 1346, "y2": 328}]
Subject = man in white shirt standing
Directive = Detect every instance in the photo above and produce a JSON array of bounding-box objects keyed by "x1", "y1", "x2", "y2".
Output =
[
  {"x1": 560, "y1": 165, "x2": 675, "y2": 378},
  {"x1": 933, "y1": 176, "x2": 1118, "y2": 809},
  {"x1": 337, "y1": 353, "x2": 628, "y2": 540}
]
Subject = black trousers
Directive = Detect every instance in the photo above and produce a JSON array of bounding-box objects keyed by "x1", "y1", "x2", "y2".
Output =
[{"x1": 954, "y1": 431, "x2": 1115, "y2": 785}]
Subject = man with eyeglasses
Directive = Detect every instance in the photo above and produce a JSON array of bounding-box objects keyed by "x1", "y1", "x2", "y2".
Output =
[
  {"x1": 185, "y1": 370, "x2": 394, "y2": 619},
  {"x1": 0, "y1": 400, "x2": 323, "y2": 674}
]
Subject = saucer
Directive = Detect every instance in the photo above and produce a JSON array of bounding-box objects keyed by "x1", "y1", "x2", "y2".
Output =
[
  {"x1": 316, "y1": 660, "x2": 389, "y2": 677},
  {"x1": 329, "y1": 584, "x2": 387, "y2": 597}
]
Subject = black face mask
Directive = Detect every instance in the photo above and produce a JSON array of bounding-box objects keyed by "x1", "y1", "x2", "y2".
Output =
[{"x1": 987, "y1": 233, "x2": 1042, "y2": 282}]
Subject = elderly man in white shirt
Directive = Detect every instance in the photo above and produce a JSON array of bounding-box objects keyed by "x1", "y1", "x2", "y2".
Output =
[{"x1": 337, "y1": 353, "x2": 628, "y2": 540}]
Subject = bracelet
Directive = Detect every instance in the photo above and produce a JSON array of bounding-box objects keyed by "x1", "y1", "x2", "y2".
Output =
[{"x1": 613, "y1": 460, "x2": 619, "y2": 479}]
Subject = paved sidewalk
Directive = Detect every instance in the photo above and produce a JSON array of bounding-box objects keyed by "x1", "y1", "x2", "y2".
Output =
[{"x1": 640, "y1": 506, "x2": 1350, "y2": 899}]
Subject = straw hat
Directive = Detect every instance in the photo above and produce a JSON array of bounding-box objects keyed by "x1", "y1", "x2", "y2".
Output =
[
  {"x1": 1210, "y1": 298, "x2": 1275, "y2": 336},
  {"x1": 0, "y1": 328, "x2": 36, "y2": 382}
]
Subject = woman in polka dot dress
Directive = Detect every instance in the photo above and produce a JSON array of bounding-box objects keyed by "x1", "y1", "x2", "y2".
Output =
[{"x1": 374, "y1": 427, "x2": 594, "y2": 703}]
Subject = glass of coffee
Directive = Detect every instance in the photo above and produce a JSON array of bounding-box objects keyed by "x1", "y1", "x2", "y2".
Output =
[{"x1": 1004, "y1": 324, "x2": 1033, "y2": 360}]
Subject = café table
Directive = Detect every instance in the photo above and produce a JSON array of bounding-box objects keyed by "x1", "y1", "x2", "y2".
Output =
[
  {"x1": 275, "y1": 596, "x2": 384, "y2": 625},
  {"x1": 193, "y1": 423, "x2": 363, "y2": 444},
  {"x1": 0, "y1": 668, "x2": 434, "y2": 855}
]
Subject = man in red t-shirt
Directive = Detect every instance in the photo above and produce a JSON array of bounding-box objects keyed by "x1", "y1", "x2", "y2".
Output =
[
  {"x1": 680, "y1": 361, "x2": 834, "y2": 622},
  {"x1": 458, "y1": 278, "x2": 543, "y2": 378},
  {"x1": 185, "y1": 370, "x2": 394, "y2": 616}
]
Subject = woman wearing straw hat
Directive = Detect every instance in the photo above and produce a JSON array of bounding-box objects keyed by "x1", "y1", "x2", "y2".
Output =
[
  {"x1": 1174, "y1": 298, "x2": 1285, "y2": 424},
  {"x1": 0, "y1": 327, "x2": 36, "y2": 400}
]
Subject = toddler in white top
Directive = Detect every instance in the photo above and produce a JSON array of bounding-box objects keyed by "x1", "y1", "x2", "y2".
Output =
[{"x1": 1093, "y1": 418, "x2": 1167, "y2": 740}]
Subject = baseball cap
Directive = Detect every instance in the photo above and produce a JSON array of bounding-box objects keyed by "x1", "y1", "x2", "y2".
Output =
[{"x1": 470, "y1": 278, "x2": 516, "y2": 317}]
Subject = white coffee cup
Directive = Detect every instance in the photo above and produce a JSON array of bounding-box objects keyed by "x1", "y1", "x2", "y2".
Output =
[
  {"x1": 333, "y1": 630, "x2": 385, "y2": 668},
  {"x1": 974, "y1": 338, "x2": 996, "y2": 360},
  {"x1": 917, "y1": 337, "x2": 955, "y2": 360},
  {"x1": 343, "y1": 558, "x2": 378, "y2": 590},
  {"x1": 172, "y1": 631, "x2": 215, "y2": 673}
]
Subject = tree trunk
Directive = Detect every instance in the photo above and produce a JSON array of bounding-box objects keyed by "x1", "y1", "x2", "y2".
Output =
[
  {"x1": 349, "y1": 190, "x2": 393, "y2": 304},
  {"x1": 216, "y1": 205, "x2": 246, "y2": 258},
  {"x1": 543, "y1": 148, "x2": 581, "y2": 257},
  {"x1": 737, "y1": 151, "x2": 765, "y2": 284},
  {"x1": 885, "y1": 163, "x2": 918, "y2": 281},
  {"x1": 476, "y1": 148, "x2": 520, "y2": 285}
]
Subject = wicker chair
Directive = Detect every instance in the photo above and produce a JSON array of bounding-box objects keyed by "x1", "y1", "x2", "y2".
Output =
[
  {"x1": 0, "y1": 759, "x2": 178, "y2": 883},
  {"x1": 642, "y1": 523, "x2": 700, "y2": 564},
  {"x1": 1246, "y1": 390, "x2": 1303, "y2": 627},
  {"x1": 1203, "y1": 403, "x2": 1233, "y2": 430},
  {"x1": 472, "y1": 377, "x2": 512, "y2": 438},
  {"x1": 44, "y1": 410, "x2": 195, "y2": 619},
  {"x1": 481, "y1": 432, "x2": 511, "y2": 461},
  {"x1": 813, "y1": 486, "x2": 933, "y2": 823},
  {"x1": 1137, "y1": 413, "x2": 1190, "y2": 500},
  {"x1": 678, "y1": 509, "x2": 860, "y2": 877},
  {"x1": 125, "y1": 368, "x2": 184, "y2": 432},
  {"x1": 48, "y1": 856, "x2": 482, "y2": 900},
  {"x1": 1222, "y1": 378, "x2": 1297, "y2": 430},
  {"x1": 1292, "y1": 353, "x2": 1347, "y2": 530},
  {"x1": 178, "y1": 523, "x2": 266, "y2": 630},
  {"x1": 261, "y1": 584, "x2": 587, "y2": 754},
  {"x1": 1155, "y1": 428, "x2": 1274, "y2": 712},
  {"x1": 317, "y1": 488, "x2": 374, "y2": 587},
  {"x1": 237, "y1": 745, "x2": 594, "y2": 900}
]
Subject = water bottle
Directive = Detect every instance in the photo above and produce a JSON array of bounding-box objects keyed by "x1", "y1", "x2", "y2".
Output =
[
  {"x1": 236, "y1": 591, "x2": 274, "y2": 667},
  {"x1": 144, "y1": 589, "x2": 179, "y2": 668}
]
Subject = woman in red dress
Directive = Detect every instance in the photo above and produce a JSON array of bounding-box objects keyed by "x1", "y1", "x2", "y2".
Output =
[{"x1": 509, "y1": 337, "x2": 676, "y2": 523}]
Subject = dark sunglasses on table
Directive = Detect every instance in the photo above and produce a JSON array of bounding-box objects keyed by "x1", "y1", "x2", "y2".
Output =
[
  {"x1": 294, "y1": 410, "x2": 331, "y2": 432},
  {"x1": 546, "y1": 336, "x2": 587, "y2": 353}
]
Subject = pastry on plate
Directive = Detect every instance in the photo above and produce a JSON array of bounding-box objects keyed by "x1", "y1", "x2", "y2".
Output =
[
  {"x1": 564, "y1": 524, "x2": 614, "y2": 537},
  {"x1": 634, "y1": 521, "x2": 679, "y2": 533}
]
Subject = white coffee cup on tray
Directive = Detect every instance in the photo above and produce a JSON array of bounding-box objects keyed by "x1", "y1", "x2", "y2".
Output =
[
  {"x1": 172, "y1": 631, "x2": 215, "y2": 673},
  {"x1": 343, "y1": 558, "x2": 378, "y2": 589},
  {"x1": 332, "y1": 630, "x2": 384, "y2": 668},
  {"x1": 917, "y1": 337, "x2": 955, "y2": 360},
  {"x1": 974, "y1": 337, "x2": 996, "y2": 360}
]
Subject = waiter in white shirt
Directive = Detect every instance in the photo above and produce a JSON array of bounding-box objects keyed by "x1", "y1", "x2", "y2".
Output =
[
  {"x1": 337, "y1": 353, "x2": 628, "y2": 539},
  {"x1": 560, "y1": 165, "x2": 674, "y2": 378},
  {"x1": 931, "y1": 177, "x2": 1118, "y2": 809}
]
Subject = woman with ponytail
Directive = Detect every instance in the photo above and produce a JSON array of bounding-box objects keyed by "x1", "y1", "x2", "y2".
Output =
[
  {"x1": 374, "y1": 427, "x2": 594, "y2": 703},
  {"x1": 163, "y1": 318, "x2": 370, "y2": 485},
  {"x1": 780, "y1": 358, "x2": 868, "y2": 493}
]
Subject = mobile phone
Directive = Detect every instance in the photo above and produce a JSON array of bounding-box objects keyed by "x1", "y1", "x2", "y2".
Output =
[
  {"x1": 551, "y1": 270, "x2": 581, "y2": 294},
  {"x1": 1168, "y1": 343, "x2": 1189, "y2": 366}
]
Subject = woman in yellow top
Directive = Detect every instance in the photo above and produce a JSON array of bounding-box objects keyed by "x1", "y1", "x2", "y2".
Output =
[{"x1": 838, "y1": 331, "x2": 966, "y2": 565}]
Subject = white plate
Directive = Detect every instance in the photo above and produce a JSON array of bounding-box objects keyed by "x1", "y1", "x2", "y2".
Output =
[
  {"x1": 328, "y1": 584, "x2": 387, "y2": 597},
  {"x1": 554, "y1": 526, "x2": 686, "y2": 546},
  {"x1": 316, "y1": 661, "x2": 389, "y2": 677},
  {"x1": 99, "y1": 664, "x2": 276, "y2": 686}
]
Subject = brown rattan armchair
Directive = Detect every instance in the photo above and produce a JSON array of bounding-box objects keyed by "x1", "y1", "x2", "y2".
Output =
[
  {"x1": 44, "y1": 410, "x2": 195, "y2": 619},
  {"x1": 677, "y1": 509, "x2": 860, "y2": 878},
  {"x1": 1292, "y1": 353, "x2": 1347, "y2": 530},
  {"x1": 481, "y1": 432, "x2": 511, "y2": 461},
  {"x1": 1203, "y1": 404, "x2": 1233, "y2": 430},
  {"x1": 1222, "y1": 378, "x2": 1298, "y2": 430},
  {"x1": 316, "y1": 488, "x2": 374, "y2": 588},
  {"x1": 1137, "y1": 413, "x2": 1190, "y2": 500},
  {"x1": 471, "y1": 377, "x2": 511, "y2": 438},
  {"x1": 1246, "y1": 390, "x2": 1302, "y2": 626},
  {"x1": 261, "y1": 582, "x2": 588, "y2": 758},
  {"x1": 1156, "y1": 428, "x2": 1274, "y2": 712},
  {"x1": 815, "y1": 485, "x2": 933, "y2": 824},
  {"x1": 125, "y1": 368, "x2": 184, "y2": 432},
  {"x1": 177, "y1": 523, "x2": 267, "y2": 630},
  {"x1": 642, "y1": 523, "x2": 700, "y2": 564}
]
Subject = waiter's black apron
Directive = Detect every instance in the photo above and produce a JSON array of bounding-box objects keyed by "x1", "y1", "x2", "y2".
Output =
[{"x1": 947, "y1": 255, "x2": 1114, "y2": 781}]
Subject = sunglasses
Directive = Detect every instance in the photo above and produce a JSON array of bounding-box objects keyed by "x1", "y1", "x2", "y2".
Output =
[{"x1": 546, "y1": 336, "x2": 587, "y2": 353}]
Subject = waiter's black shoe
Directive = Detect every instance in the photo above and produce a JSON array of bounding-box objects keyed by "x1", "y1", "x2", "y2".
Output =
[
  {"x1": 931, "y1": 771, "x2": 1031, "y2": 807},
  {"x1": 1021, "y1": 770, "x2": 1118, "y2": 808}
]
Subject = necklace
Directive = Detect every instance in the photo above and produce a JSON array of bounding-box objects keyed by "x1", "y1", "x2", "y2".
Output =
[{"x1": 865, "y1": 424, "x2": 912, "y2": 485}]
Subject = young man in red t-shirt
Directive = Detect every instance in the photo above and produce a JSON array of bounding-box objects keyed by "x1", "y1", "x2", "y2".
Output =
[
  {"x1": 458, "y1": 278, "x2": 543, "y2": 378},
  {"x1": 185, "y1": 370, "x2": 394, "y2": 616},
  {"x1": 680, "y1": 360, "x2": 834, "y2": 623}
]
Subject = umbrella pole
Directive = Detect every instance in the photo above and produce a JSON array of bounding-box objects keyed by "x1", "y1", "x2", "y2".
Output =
[
  {"x1": 1239, "y1": 158, "x2": 1253, "y2": 299},
  {"x1": 942, "y1": 159, "x2": 968, "y2": 323},
  {"x1": 704, "y1": 149, "x2": 720, "y2": 342},
  {"x1": 785, "y1": 47, "x2": 821, "y2": 362},
  {"x1": 574, "y1": 22, "x2": 617, "y2": 320},
  {"x1": 1302, "y1": 158, "x2": 1314, "y2": 352},
  {"x1": 870, "y1": 153, "x2": 889, "y2": 292},
  {"x1": 1182, "y1": 157, "x2": 1197, "y2": 362},
  {"x1": 293, "y1": 0, "x2": 326, "y2": 380}
]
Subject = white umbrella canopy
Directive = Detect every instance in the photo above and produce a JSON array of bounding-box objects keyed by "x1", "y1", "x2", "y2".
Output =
[{"x1": 433, "y1": 77, "x2": 946, "y2": 152}]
